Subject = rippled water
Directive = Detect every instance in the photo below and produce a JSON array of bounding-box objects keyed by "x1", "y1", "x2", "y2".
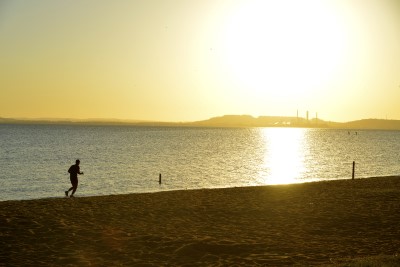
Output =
[{"x1": 1, "y1": 124, "x2": 400, "y2": 201}]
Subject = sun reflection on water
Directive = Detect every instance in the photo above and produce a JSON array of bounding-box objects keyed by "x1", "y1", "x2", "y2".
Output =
[{"x1": 260, "y1": 128, "x2": 307, "y2": 185}]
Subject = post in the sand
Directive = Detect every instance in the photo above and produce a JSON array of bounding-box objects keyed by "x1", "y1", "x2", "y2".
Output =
[
  {"x1": 352, "y1": 161, "x2": 355, "y2": 180},
  {"x1": 159, "y1": 173, "x2": 162, "y2": 185}
]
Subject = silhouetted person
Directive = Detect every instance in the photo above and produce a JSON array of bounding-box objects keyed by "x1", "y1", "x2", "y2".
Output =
[{"x1": 65, "y1": 159, "x2": 84, "y2": 197}]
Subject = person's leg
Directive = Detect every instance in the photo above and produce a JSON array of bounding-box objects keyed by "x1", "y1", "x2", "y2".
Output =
[
  {"x1": 66, "y1": 182, "x2": 73, "y2": 196},
  {"x1": 67, "y1": 177, "x2": 78, "y2": 197},
  {"x1": 70, "y1": 181, "x2": 78, "y2": 197},
  {"x1": 65, "y1": 186, "x2": 74, "y2": 196}
]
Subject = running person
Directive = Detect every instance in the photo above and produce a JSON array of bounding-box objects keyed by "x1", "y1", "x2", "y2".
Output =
[{"x1": 65, "y1": 159, "x2": 84, "y2": 197}]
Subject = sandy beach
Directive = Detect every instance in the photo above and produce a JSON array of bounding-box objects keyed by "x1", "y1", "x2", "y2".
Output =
[{"x1": 1, "y1": 176, "x2": 400, "y2": 266}]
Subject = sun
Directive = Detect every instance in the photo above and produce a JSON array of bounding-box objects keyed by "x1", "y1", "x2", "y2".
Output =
[{"x1": 219, "y1": 0, "x2": 348, "y2": 100}]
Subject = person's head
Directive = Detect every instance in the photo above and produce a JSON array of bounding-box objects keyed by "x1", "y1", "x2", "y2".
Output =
[{"x1": 76, "y1": 159, "x2": 80, "y2": 165}]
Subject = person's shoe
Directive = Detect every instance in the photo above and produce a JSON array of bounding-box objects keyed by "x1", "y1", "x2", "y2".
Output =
[
  {"x1": 65, "y1": 191, "x2": 68, "y2": 197},
  {"x1": 70, "y1": 195, "x2": 74, "y2": 198}
]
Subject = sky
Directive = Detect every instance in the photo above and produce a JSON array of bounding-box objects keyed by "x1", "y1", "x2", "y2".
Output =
[{"x1": 1, "y1": 0, "x2": 400, "y2": 122}]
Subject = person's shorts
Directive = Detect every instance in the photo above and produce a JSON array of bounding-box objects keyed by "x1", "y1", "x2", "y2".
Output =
[{"x1": 70, "y1": 176, "x2": 78, "y2": 187}]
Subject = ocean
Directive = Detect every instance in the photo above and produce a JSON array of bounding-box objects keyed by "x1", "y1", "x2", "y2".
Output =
[{"x1": 1, "y1": 124, "x2": 400, "y2": 201}]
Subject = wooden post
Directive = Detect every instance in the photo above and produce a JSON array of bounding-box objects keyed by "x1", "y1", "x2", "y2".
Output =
[
  {"x1": 352, "y1": 161, "x2": 355, "y2": 180},
  {"x1": 159, "y1": 173, "x2": 162, "y2": 185}
]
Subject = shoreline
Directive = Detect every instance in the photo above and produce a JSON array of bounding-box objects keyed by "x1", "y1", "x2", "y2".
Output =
[
  {"x1": 1, "y1": 175, "x2": 398, "y2": 203},
  {"x1": 2, "y1": 176, "x2": 400, "y2": 266}
]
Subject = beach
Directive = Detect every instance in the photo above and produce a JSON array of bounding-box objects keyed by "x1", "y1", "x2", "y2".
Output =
[{"x1": 1, "y1": 177, "x2": 400, "y2": 266}]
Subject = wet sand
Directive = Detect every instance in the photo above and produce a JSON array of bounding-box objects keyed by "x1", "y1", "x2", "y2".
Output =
[{"x1": 1, "y1": 176, "x2": 400, "y2": 266}]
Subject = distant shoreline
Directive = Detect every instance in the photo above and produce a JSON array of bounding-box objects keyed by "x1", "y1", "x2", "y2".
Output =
[{"x1": 2, "y1": 115, "x2": 400, "y2": 130}]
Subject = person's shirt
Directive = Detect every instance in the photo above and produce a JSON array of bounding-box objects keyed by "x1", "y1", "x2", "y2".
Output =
[{"x1": 68, "y1": 164, "x2": 80, "y2": 178}]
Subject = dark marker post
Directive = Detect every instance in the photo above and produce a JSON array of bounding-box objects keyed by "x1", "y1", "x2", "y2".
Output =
[
  {"x1": 159, "y1": 173, "x2": 162, "y2": 185},
  {"x1": 352, "y1": 161, "x2": 355, "y2": 180}
]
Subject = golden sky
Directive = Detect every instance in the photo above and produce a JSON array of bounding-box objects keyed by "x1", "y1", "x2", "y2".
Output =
[{"x1": 1, "y1": 0, "x2": 400, "y2": 122}]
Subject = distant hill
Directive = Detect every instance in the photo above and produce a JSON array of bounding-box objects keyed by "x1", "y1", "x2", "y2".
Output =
[
  {"x1": 341, "y1": 119, "x2": 400, "y2": 130},
  {"x1": 1, "y1": 115, "x2": 400, "y2": 130},
  {"x1": 190, "y1": 115, "x2": 330, "y2": 128},
  {"x1": 190, "y1": 115, "x2": 259, "y2": 127},
  {"x1": 190, "y1": 115, "x2": 400, "y2": 129}
]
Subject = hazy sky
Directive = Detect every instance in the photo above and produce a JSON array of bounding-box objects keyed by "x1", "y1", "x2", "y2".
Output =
[{"x1": 1, "y1": 0, "x2": 400, "y2": 122}]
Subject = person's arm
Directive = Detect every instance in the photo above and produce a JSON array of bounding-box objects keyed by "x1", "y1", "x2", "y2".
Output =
[{"x1": 78, "y1": 166, "x2": 84, "y2": 175}]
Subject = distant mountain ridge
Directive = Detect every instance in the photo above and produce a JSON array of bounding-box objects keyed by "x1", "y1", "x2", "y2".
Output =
[
  {"x1": 191, "y1": 115, "x2": 400, "y2": 130},
  {"x1": 190, "y1": 115, "x2": 325, "y2": 127},
  {"x1": 1, "y1": 115, "x2": 400, "y2": 130},
  {"x1": 342, "y1": 119, "x2": 400, "y2": 130}
]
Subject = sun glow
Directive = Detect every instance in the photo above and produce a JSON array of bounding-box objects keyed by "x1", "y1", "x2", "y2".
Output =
[{"x1": 220, "y1": 0, "x2": 348, "y2": 101}]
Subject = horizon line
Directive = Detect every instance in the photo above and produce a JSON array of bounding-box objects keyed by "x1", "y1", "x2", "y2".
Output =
[{"x1": 1, "y1": 114, "x2": 400, "y2": 124}]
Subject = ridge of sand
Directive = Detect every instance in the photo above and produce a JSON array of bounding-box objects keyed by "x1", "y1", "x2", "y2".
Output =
[{"x1": 1, "y1": 176, "x2": 400, "y2": 266}]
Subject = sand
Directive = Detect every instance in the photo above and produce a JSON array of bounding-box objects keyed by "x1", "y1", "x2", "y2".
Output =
[{"x1": 1, "y1": 176, "x2": 400, "y2": 266}]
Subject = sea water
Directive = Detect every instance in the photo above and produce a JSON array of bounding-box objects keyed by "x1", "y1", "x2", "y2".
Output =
[{"x1": 1, "y1": 124, "x2": 400, "y2": 201}]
